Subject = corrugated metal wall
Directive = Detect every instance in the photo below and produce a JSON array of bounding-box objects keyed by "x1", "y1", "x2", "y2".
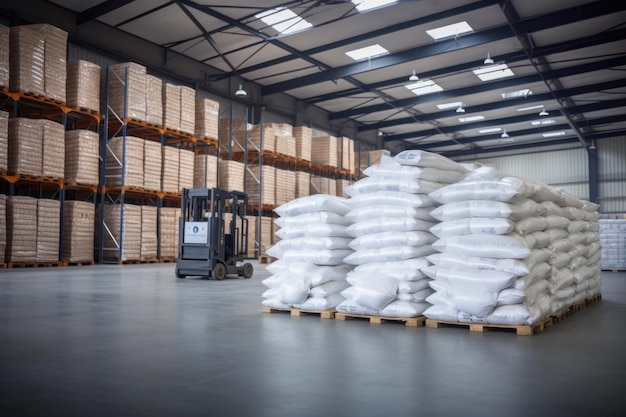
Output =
[{"x1": 598, "y1": 138, "x2": 626, "y2": 213}]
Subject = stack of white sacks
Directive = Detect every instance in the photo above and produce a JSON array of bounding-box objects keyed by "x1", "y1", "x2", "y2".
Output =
[
  {"x1": 262, "y1": 194, "x2": 354, "y2": 311},
  {"x1": 335, "y1": 150, "x2": 467, "y2": 318},
  {"x1": 423, "y1": 165, "x2": 601, "y2": 325}
]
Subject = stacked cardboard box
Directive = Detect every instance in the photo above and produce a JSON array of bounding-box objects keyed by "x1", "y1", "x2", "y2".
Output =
[
  {"x1": 0, "y1": 194, "x2": 5, "y2": 262},
  {"x1": 106, "y1": 136, "x2": 144, "y2": 188},
  {"x1": 0, "y1": 110, "x2": 7, "y2": 171},
  {"x1": 219, "y1": 118, "x2": 247, "y2": 154},
  {"x1": 195, "y1": 98, "x2": 219, "y2": 141},
  {"x1": 275, "y1": 169, "x2": 296, "y2": 205},
  {"x1": 143, "y1": 140, "x2": 162, "y2": 192},
  {"x1": 310, "y1": 175, "x2": 336, "y2": 196},
  {"x1": 36, "y1": 199, "x2": 60, "y2": 262},
  {"x1": 336, "y1": 179, "x2": 351, "y2": 198},
  {"x1": 311, "y1": 135, "x2": 338, "y2": 168},
  {"x1": 180, "y1": 86, "x2": 195, "y2": 135},
  {"x1": 141, "y1": 205, "x2": 158, "y2": 260},
  {"x1": 159, "y1": 207, "x2": 180, "y2": 259},
  {"x1": 61, "y1": 201, "x2": 95, "y2": 263},
  {"x1": 259, "y1": 216, "x2": 273, "y2": 255},
  {"x1": 9, "y1": 24, "x2": 67, "y2": 102},
  {"x1": 6, "y1": 196, "x2": 38, "y2": 263},
  {"x1": 103, "y1": 203, "x2": 141, "y2": 261},
  {"x1": 275, "y1": 135, "x2": 296, "y2": 158},
  {"x1": 193, "y1": 153, "x2": 218, "y2": 189},
  {"x1": 108, "y1": 62, "x2": 147, "y2": 121},
  {"x1": 179, "y1": 148, "x2": 194, "y2": 191},
  {"x1": 295, "y1": 171, "x2": 310, "y2": 198},
  {"x1": 8, "y1": 118, "x2": 42, "y2": 176},
  {"x1": 271, "y1": 123, "x2": 292, "y2": 137},
  {"x1": 162, "y1": 83, "x2": 180, "y2": 131},
  {"x1": 161, "y1": 145, "x2": 179, "y2": 193},
  {"x1": 338, "y1": 136, "x2": 355, "y2": 173},
  {"x1": 246, "y1": 215, "x2": 257, "y2": 258},
  {"x1": 145, "y1": 75, "x2": 163, "y2": 126},
  {"x1": 42, "y1": 119, "x2": 65, "y2": 178},
  {"x1": 293, "y1": 126, "x2": 312, "y2": 162},
  {"x1": 358, "y1": 149, "x2": 390, "y2": 173},
  {"x1": 66, "y1": 60, "x2": 101, "y2": 113},
  {"x1": 245, "y1": 164, "x2": 276, "y2": 206},
  {"x1": 218, "y1": 160, "x2": 245, "y2": 192},
  {"x1": 65, "y1": 130, "x2": 99, "y2": 186},
  {"x1": 0, "y1": 25, "x2": 8, "y2": 88},
  {"x1": 248, "y1": 124, "x2": 275, "y2": 152}
]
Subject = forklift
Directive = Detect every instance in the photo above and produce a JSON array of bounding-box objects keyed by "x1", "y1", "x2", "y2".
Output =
[{"x1": 175, "y1": 188, "x2": 253, "y2": 280}]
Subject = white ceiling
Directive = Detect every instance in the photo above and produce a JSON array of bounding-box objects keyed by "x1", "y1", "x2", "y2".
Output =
[{"x1": 35, "y1": 0, "x2": 626, "y2": 156}]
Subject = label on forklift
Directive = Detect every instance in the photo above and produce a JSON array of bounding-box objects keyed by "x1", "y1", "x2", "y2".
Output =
[{"x1": 184, "y1": 222, "x2": 208, "y2": 244}]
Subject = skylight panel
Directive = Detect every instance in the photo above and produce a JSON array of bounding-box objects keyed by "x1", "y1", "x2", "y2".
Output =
[
  {"x1": 473, "y1": 64, "x2": 514, "y2": 82},
  {"x1": 543, "y1": 131, "x2": 566, "y2": 137},
  {"x1": 256, "y1": 7, "x2": 312, "y2": 34},
  {"x1": 405, "y1": 80, "x2": 444, "y2": 96},
  {"x1": 501, "y1": 89, "x2": 532, "y2": 99},
  {"x1": 352, "y1": 0, "x2": 397, "y2": 12},
  {"x1": 345, "y1": 44, "x2": 389, "y2": 61},
  {"x1": 426, "y1": 21, "x2": 473, "y2": 41},
  {"x1": 459, "y1": 115, "x2": 485, "y2": 123},
  {"x1": 436, "y1": 101, "x2": 463, "y2": 110}
]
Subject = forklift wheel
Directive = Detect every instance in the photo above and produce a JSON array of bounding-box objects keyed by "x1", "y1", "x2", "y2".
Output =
[
  {"x1": 241, "y1": 262, "x2": 253, "y2": 279},
  {"x1": 175, "y1": 270, "x2": 186, "y2": 279},
  {"x1": 212, "y1": 263, "x2": 226, "y2": 280}
]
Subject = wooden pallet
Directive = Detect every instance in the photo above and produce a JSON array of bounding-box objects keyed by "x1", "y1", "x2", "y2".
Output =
[
  {"x1": 335, "y1": 312, "x2": 426, "y2": 327},
  {"x1": 425, "y1": 317, "x2": 552, "y2": 336},
  {"x1": 258, "y1": 255, "x2": 276, "y2": 264},
  {"x1": 290, "y1": 308, "x2": 336, "y2": 319},
  {"x1": 118, "y1": 259, "x2": 160, "y2": 265},
  {"x1": 62, "y1": 260, "x2": 95, "y2": 267},
  {"x1": 7, "y1": 261, "x2": 64, "y2": 268},
  {"x1": 160, "y1": 257, "x2": 177, "y2": 263},
  {"x1": 262, "y1": 306, "x2": 291, "y2": 314}
]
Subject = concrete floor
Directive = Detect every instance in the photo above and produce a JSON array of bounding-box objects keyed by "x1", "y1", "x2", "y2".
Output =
[{"x1": 0, "y1": 262, "x2": 624, "y2": 417}]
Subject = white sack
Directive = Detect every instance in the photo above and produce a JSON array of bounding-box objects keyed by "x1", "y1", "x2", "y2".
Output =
[
  {"x1": 344, "y1": 246, "x2": 436, "y2": 265},
  {"x1": 432, "y1": 233, "x2": 532, "y2": 259},
  {"x1": 276, "y1": 223, "x2": 349, "y2": 239},
  {"x1": 274, "y1": 211, "x2": 351, "y2": 227},
  {"x1": 293, "y1": 294, "x2": 344, "y2": 310},
  {"x1": 282, "y1": 249, "x2": 353, "y2": 266},
  {"x1": 430, "y1": 199, "x2": 545, "y2": 222},
  {"x1": 347, "y1": 191, "x2": 437, "y2": 209},
  {"x1": 309, "y1": 280, "x2": 351, "y2": 298},
  {"x1": 274, "y1": 194, "x2": 351, "y2": 217},
  {"x1": 380, "y1": 301, "x2": 430, "y2": 318},
  {"x1": 429, "y1": 217, "x2": 515, "y2": 238},
  {"x1": 278, "y1": 275, "x2": 312, "y2": 305},
  {"x1": 346, "y1": 217, "x2": 436, "y2": 237},
  {"x1": 346, "y1": 176, "x2": 443, "y2": 196},
  {"x1": 346, "y1": 205, "x2": 435, "y2": 222},
  {"x1": 336, "y1": 299, "x2": 380, "y2": 315},
  {"x1": 365, "y1": 160, "x2": 464, "y2": 183},
  {"x1": 423, "y1": 265, "x2": 517, "y2": 293},
  {"x1": 349, "y1": 230, "x2": 436, "y2": 250},
  {"x1": 393, "y1": 150, "x2": 466, "y2": 171},
  {"x1": 429, "y1": 177, "x2": 534, "y2": 204}
]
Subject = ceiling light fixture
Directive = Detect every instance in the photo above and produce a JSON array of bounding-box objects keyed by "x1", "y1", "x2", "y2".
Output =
[
  {"x1": 456, "y1": 103, "x2": 465, "y2": 113},
  {"x1": 235, "y1": 84, "x2": 247, "y2": 97},
  {"x1": 408, "y1": 69, "x2": 419, "y2": 81},
  {"x1": 484, "y1": 52, "x2": 494, "y2": 65},
  {"x1": 501, "y1": 129, "x2": 509, "y2": 138},
  {"x1": 539, "y1": 106, "x2": 549, "y2": 117}
]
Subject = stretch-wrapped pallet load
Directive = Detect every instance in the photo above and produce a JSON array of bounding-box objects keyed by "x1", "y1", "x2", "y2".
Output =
[
  {"x1": 295, "y1": 171, "x2": 310, "y2": 198},
  {"x1": 143, "y1": 140, "x2": 162, "y2": 192},
  {"x1": 145, "y1": 75, "x2": 163, "y2": 126},
  {"x1": 311, "y1": 135, "x2": 338, "y2": 168},
  {"x1": 162, "y1": 83, "x2": 181, "y2": 131},
  {"x1": 108, "y1": 62, "x2": 147, "y2": 122},
  {"x1": 103, "y1": 203, "x2": 142, "y2": 261},
  {"x1": 61, "y1": 201, "x2": 95, "y2": 263},
  {"x1": 219, "y1": 118, "x2": 247, "y2": 154},
  {"x1": 8, "y1": 117, "x2": 42, "y2": 176},
  {"x1": 218, "y1": 160, "x2": 245, "y2": 192},
  {"x1": 599, "y1": 219, "x2": 626, "y2": 270},
  {"x1": 263, "y1": 195, "x2": 354, "y2": 311},
  {"x1": 36, "y1": 199, "x2": 61, "y2": 263},
  {"x1": 141, "y1": 205, "x2": 158, "y2": 260},
  {"x1": 336, "y1": 151, "x2": 465, "y2": 319},
  {"x1": 66, "y1": 60, "x2": 101, "y2": 113},
  {"x1": 275, "y1": 135, "x2": 296, "y2": 158},
  {"x1": 248, "y1": 124, "x2": 275, "y2": 152},
  {"x1": 0, "y1": 110, "x2": 8, "y2": 171},
  {"x1": 0, "y1": 194, "x2": 5, "y2": 262},
  {"x1": 193, "y1": 153, "x2": 218, "y2": 189},
  {"x1": 358, "y1": 149, "x2": 391, "y2": 174},
  {"x1": 42, "y1": 119, "x2": 65, "y2": 179},
  {"x1": 10, "y1": 24, "x2": 67, "y2": 102},
  {"x1": 179, "y1": 148, "x2": 195, "y2": 191},
  {"x1": 106, "y1": 136, "x2": 144, "y2": 189},
  {"x1": 6, "y1": 196, "x2": 38, "y2": 263},
  {"x1": 159, "y1": 207, "x2": 179, "y2": 259},
  {"x1": 65, "y1": 130, "x2": 99, "y2": 186},
  {"x1": 245, "y1": 164, "x2": 276, "y2": 206},
  {"x1": 293, "y1": 126, "x2": 312, "y2": 162},
  {"x1": 423, "y1": 165, "x2": 601, "y2": 326},
  {"x1": 0, "y1": 24, "x2": 9, "y2": 87},
  {"x1": 180, "y1": 86, "x2": 195, "y2": 135},
  {"x1": 161, "y1": 146, "x2": 179, "y2": 194},
  {"x1": 311, "y1": 175, "x2": 336, "y2": 196},
  {"x1": 275, "y1": 169, "x2": 296, "y2": 206},
  {"x1": 195, "y1": 98, "x2": 219, "y2": 141}
]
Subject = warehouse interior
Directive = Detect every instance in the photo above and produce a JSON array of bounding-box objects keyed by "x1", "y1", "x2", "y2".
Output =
[{"x1": 0, "y1": 1, "x2": 625, "y2": 416}]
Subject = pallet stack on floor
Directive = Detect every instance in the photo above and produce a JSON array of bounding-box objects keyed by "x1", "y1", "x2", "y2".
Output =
[{"x1": 599, "y1": 217, "x2": 626, "y2": 271}]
